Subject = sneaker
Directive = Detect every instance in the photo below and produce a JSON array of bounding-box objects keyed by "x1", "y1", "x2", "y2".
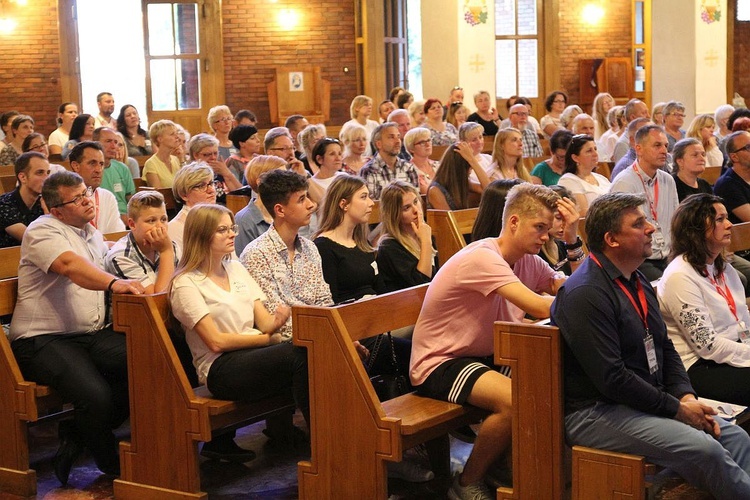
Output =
[
  {"x1": 387, "y1": 460, "x2": 435, "y2": 483},
  {"x1": 447, "y1": 473, "x2": 494, "y2": 500}
]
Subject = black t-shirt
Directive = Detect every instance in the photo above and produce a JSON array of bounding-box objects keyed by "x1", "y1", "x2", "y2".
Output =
[
  {"x1": 314, "y1": 236, "x2": 384, "y2": 304},
  {"x1": 672, "y1": 174, "x2": 713, "y2": 202},
  {"x1": 376, "y1": 237, "x2": 433, "y2": 293},
  {"x1": 467, "y1": 112, "x2": 499, "y2": 136}
]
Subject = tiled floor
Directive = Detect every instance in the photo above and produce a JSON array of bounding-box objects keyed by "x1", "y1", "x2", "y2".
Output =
[{"x1": 3, "y1": 414, "x2": 473, "y2": 500}]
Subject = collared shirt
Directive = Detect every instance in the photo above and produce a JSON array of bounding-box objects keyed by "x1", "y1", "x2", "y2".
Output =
[
  {"x1": 609, "y1": 161, "x2": 678, "y2": 260},
  {"x1": 234, "y1": 200, "x2": 271, "y2": 255},
  {"x1": 105, "y1": 231, "x2": 180, "y2": 288},
  {"x1": 359, "y1": 154, "x2": 419, "y2": 200},
  {"x1": 9, "y1": 215, "x2": 109, "y2": 340},
  {"x1": 240, "y1": 225, "x2": 332, "y2": 340},
  {"x1": 101, "y1": 159, "x2": 136, "y2": 216},
  {"x1": 0, "y1": 188, "x2": 44, "y2": 248},
  {"x1": 520, "y1": 126, "x2": 543, "y2": 158},
  {"x1": 551, "y1": 251, "x2": 694, "y2": 417},
  {"x1": 610, "y1": 148, "x2": 638, "y2": 181}
]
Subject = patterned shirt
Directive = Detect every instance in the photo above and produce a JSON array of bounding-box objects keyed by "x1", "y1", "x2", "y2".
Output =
[
  {"x1": 359, "y1": 155, "x2": 419, "y2": 200},
  {"x1": 0, "y1": 189, "x2": 44, "y2": 248},
  {"x1": 520, "y1": 127, "x2": 543, "y2": 158},
  {"x1": 105, "y1": 231, "x2": 180, "y2": 288},
  {"x1": 240, "y1": 225, "x2": 332, "y2": 340}
]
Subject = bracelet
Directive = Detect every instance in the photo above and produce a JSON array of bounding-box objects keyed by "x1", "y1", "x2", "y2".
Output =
[
  {"x1": 107, "y1": 278, "x2": 119, "y2": 292},
  {"x1": 568, "y1": 252, "x2": 586, "y2": 262},
  {"x1": 566, "y1": 247, "x2": 585, "y2": 260},
  {"x1": 564, "y1": 237, "x2": 583, "y2": 250}
]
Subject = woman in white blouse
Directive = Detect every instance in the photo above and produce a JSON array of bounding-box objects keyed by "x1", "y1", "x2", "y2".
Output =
[
  {"x1": 658, "y1": 194, "x2": 750, "y2": 405},
  {"x1": 557, "y1": 134, "x2": 610, "y2": 214},
  {"x1": 170, "y1": 203, "x2": 308, "y2": 413}
]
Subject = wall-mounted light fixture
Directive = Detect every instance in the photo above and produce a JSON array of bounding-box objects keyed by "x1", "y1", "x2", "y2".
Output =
[
  {"x1": 0, "y1": 0, "x2": 26, "y2": 34},
  {"x1": 277, "y1": 8, "x2": 300, "y2": 30},
  {"x1": 582, "y1": 3, "x2": 605, "y2": 25}
]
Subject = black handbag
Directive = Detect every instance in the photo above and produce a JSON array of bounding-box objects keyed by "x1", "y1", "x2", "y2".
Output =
[{"x1": 367, "y1": 332, "x2": 410, "y2": 402}]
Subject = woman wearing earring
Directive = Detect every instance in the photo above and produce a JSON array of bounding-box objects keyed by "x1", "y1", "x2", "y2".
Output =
[{"x1": 557, "y1": 134, "x2": 611, "y2": 214}]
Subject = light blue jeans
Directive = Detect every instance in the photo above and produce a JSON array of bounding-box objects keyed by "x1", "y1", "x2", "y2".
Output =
[{"x1": 565, "y1": 401, "x2": 750, "y2": 499}]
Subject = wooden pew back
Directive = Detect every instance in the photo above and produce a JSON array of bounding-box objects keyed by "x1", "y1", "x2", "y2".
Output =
[
  {"x1": 293, "y1": 285, "x2": 486, "y2": 498},
  {"x1": 699, "y1": 166, "x2": 722, "y2": 186},
  {"x1": 729, "y1": 221, "x2": 750, "y2": 254},
  {"x1": 427, "y1": 208, "x2": 478, "y2": 266},
  {"x1": 112, "y1": 293, "x2": 295, "y2": 498},
  {"x1": 494, "y1": 321, "x2": 648, "y2": 499}
]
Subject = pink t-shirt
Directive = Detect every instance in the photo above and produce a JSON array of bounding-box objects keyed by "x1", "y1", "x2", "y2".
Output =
[{"x1": 409, "y1": 238, "x2": 559, "y2": 385}]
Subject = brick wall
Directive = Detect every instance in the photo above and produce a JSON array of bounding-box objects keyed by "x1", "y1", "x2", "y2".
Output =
[
  {"x1": 557, "y1": 0, "x2": 632, "y2": 107},
  {"x1": 0, "y1": 0, "x2": 62, "y2": 137},
  {"x1": 222, "y1": 0, "x2": 358, "y2": 128},
  {"x1": 734, "y1": 18, "x2": 750, "y2": 101}
]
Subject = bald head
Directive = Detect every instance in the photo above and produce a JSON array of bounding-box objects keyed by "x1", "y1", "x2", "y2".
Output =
[
  {"x1": 508, "y1": 104, "x2": 529, "y2": 129},
  {"x1": 572, "y1": 114, "x2": 595, "y2": 136}
]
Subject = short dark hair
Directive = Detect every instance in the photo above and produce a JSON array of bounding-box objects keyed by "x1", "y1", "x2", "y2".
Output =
[
  {"x1": 624, "y1": 99, "x2": 644, "y2": 122},
  {"x1": 96, "y1": 92, "x2": 112, "y2": 102},
  {"x1": 15, "y1": 151, "x2": 45, "y2": 179},
  {"x1": 396, "y1": 92, "x2": 413, "y2": 109},
  {"x1": 42, "y1": 171, "x2": 84, "y2": 209},
  {"x1": 728, "y1": 108, "x2": 750, "y2": 131},
  {"x1": 284, "y1": 115, "x2": 306, "y2": 131},
  {"x1": 563, "y1": 134, "x2": 595, "y2": 175},
  {"x1": 0, "y1": 111, "x2": 19, "y2": 130},
  {"x1": 234, "y1": 109, "x2": 257, "y2": 123},
  {"x1": 634, "y1": 124, "x2": 665, "y2": 145},
  {"x1": 11, "y1": 115, "x2": 33, "y2": 131},
  {"x1": 549, "y1": 129, "x2": 574, "y2": 153},
  {"x1": 69, "y1": 114, "x2": 92, "y2": 142},
  {"x1": 21, "y1": 132, "x2": 43, "y2": 152},
  {"x1": 69, "y1": 140, "x2": 103, "y2": 164},
  {"x1": 471, "y1": 179, "x2": 523, "y2": 241},
  {"x1": 311, "y1": 138, "x2": 341, "y2": 166},
  {"x1": 670, "y1": 193, "x2": 727, "y2": 276},
  {"x1": 371, "y1": 122, "x2": 397, "y2": 145},
  {"x1": 726, "y1": 131, "x2": 750, "y2": 155},
  {"x1": 671, "y1": 138, "x2": 702, "y2": 171},
  {"x1": 585, "y1": 192, "x2": 647, "y2": 253},
  {"x1": 257, "y1": 169, "x2": 309, "y2": 219},
  {"x1": 544, "y1": 91, "x2": 567, "y2": 112},
  {"x1": 264, "y1": 127, "x2": 292, "y2": 151},
  {"x1": 228, "y1": 125, "x2": 258, "y2": 149}
]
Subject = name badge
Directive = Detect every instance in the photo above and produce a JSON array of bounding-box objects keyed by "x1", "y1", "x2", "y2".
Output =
[
  {"x1": 652, "y1": 226, "x2": 666, "y2": 249},
  {"x1": 113, "y1": 182, "x2": 123, "y2": 193},
  {"x1": 233, "y1": 280, "x2": 248, "y2": 294},
  {"x1": 371, "y1": 260, "x2": 379, "y2": 275},
  {"x1": 644, "y1": 334, "x2": 658, "y2": 374},
  {"x1": 739, "y1": 329, "x2": 750, "y2": 345}
]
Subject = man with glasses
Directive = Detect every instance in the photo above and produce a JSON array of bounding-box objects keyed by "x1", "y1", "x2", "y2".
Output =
[
  {"x1": 387, "y1": 108, "x2": 413, "y2": 162},
  {"x1": 93, "y1": 127, "x2": 135, "y2": 224},
  {"x1": 613, "y1": 98, "x2": 650, "y2": 163},
  {"x1": 9, "y1": 170, "x2": 144, "y2": 485},
  {"x1": 69, "y1": 141, "x2": 125, "y2": 234},
  {"x1": 506, "y1": 103, "x2": 543, "y2": 158},
  {"x1": 0, "y1": 151, "x2": 50, "y2": 247},
  {"x1": 714, "y1": 131, "x2": 750, "y2": 224},
  {"x1": 663, "y1": 101, "x2": 686, "y2": 152}
]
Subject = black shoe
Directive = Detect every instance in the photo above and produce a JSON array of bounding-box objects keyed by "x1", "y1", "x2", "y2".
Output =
[
  {"x1": 53, "y1": 431, "x2": 84, "y2": 486},
  {"x1": 262, "y1": 425, "x2": 309, "y2": 450},
  {"x1": 201, "y1": 438, "x2": 256, "y2": 463}
]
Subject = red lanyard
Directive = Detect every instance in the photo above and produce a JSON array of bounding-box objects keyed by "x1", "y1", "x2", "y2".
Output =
[
  {"x1": 707, "y1": 272, "x2": 738, "y2": 322},
  {"x1": 633, "y1": 163, "x2": 659, "y2": 223},
  {"x1": 88, "y1": 189, "x2": 100, "y2": 229},
  {"x1": 590, "y1": 253, "x2": 649, "y2": 334}
]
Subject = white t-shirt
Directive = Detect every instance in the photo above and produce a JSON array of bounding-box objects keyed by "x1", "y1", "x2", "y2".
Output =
[
  {"x1": 48, "y1": 128, "x2": 69, "y2": 149},
  {"x1": 558, "y1": 172, "x2": 611, "y2": 207},
  {"x1": 93, "y1": 187, "x2": 126, "y2": 234},
  {"x1": 170, "y1": 259, "x2": 267, "y2": 385}
]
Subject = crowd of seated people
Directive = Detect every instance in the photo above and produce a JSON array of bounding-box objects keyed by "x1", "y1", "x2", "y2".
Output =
[{"x1": 7, "y1": 86, "x2": 750, "y2": 499}]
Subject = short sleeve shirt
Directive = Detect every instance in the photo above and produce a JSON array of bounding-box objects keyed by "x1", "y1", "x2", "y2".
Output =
[
  {"x1": 0, "y1": 189, "x2": 44, "y2": 248},
  {"x1": 105, "y1": 232, "x2": 180, "y2": 287},
  {"x1": 101, "y1": 160, "x2": 136, "y2": 215}
]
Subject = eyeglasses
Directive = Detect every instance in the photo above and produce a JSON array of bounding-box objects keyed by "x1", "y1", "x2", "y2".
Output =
[
  {"x1": 413, "y1": 140, "x2": 431, "y2": 147},
  {"x1": 216, "y1": 224, "x2": 239, "y2": 235},
  {"x1": 213, "y1": 117, "x2": 232, "y2": 124},
  {"x1": 553, "y1": 99, "x2": 566, "y2": 104},
  {"x1": 51, "y1": 186, "x2": 94, "y2": 208},
  {"x1": 29, "y1": 142, "x2": 47, "y2": 151},
  {"x1": 269, "y1": 146, "x2": 295, "y2": 152},
  {"x1": 511, "y1": 111, "x2": 529, "y2": 116},
  {"x1": 190, "y1": 180, "x2": 218, "y2": 192},
  {"x1": 731, "y1": 144, "x2": 750, "y2": 154},
  {"x1": 670, "y1": 113, "x2": 686, "y2": 118}
]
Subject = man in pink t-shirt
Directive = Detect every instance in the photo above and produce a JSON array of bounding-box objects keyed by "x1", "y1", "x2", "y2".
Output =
[{"x1": 410, "y1": 183, "x2": 578, "y2": 499}]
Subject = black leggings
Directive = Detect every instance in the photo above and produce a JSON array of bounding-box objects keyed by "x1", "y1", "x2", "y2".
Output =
[{"x1": 688, "y1": 358, "x2": 750, "y2": 406}]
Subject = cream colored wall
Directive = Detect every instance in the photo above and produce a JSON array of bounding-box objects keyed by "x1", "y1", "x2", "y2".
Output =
[{"x1": 694, "y1": 0, "x2": 727, "y2": 115}]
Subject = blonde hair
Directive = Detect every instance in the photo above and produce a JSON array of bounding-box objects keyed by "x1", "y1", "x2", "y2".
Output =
[
  {"x1": 127, "y1": 190, "x2": 165, "y2": 220},
  {"x1": 592, "y1": 93, "x2": 613, "y2": 139},
  {"x1": 172, "y1": 204, "x2": 234, "y2": 287},
  {"x1": 379, "y1": 181, "x2": 428, "y2": 258},
  {"x1": 207, "y1": 105, "x2": 232, "y2": 132},
  {"x1": 446, "y1": 102, "x2": 470, "y2": 128},
  {"x1": 687, "y1": 114, "x2": 717, "y2": 150},
  {"x1": 339, "y1": 122, "x2": 368, "y2": 156},
  {"x1": 403, "y1": 127, "x2": 431, "y2": 153},
  {"x1": 172, "y1": 161, "x2": 214, "y2": 204},
  {"x1": 245, "y1": 155, "x2": 286, "y2": 191},
  {"x1": 298, "y1": 123, "x2": 327, "y2": 157},
  {"x1": 502, "y1": 182, "x2": 560, "y2": 228},
  {"x1": 314, "y1": 175, "x2": 372, "y2": 252},
  {"x1": 408, "y1": 100, "x2": 426, "y2": 127},
  {"x1": 114, "y1": 131, "x2": 130, "y2": 164},
  {"x1": 148, "y1": 119, "x2": 177, "y2": 145},
  {"x1": 492, "y1": 128, "x2": 531, "y2": 182},
  {"x1": 349, "y1": 95, "x2": 373, "y2": 120}
]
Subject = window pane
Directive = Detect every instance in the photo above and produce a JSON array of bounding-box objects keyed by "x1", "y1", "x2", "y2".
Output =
[
  {"x1": 495, "y1": 39, "x2": 517, "y2": 98},
  {"x1": 518, "y1": 39, "x2": 538, "y2": 97},
  {"x1": 177, "y1": 59, "x2": 201, "y2": 109},
  {"x1": 517, "y1": 0, "x2": 537, "y2": 35},
  {"x1": 148, "y1": 4, "x2": 175, "y2": 56},
  {"x1": 635, "y1": 2, "x2": 644, "y2": 45},
  {"x1": 175, "y1": 4, "x2": 199, "y2": 55},
  {"x1": 740, "y1": 0, "x2": 750, "y2": 21},
  {"x1": 495, "y1": 0, "x2": 515, "y2": 36},
  {"x1": 150, "y1": 59, "x2": 177, "y2": 111}
]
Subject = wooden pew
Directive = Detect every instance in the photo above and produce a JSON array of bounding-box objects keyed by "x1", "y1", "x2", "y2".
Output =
[
  {"x1": 226, "y1": 193, "x2": 251, "y2": 215},
  {"x1": 483, "y1": 135, "x2": 494, "y2": 154},
  {"x1": 138, "y1": 186, "x2": 178, "y2": 211},
  {"x1": 0, "y1": 165, "x2": 14, "y2": 177},
  {"x1": 426, "y1": 208, "x2": 478, "y2": 267},
  {"x1": 699, "y1": 166, "x2": 723, "y2": 186},
  {"x1": 430, "y1": 145, "x2": 448, "y2": 161},
  {"x1": 112, "y1": 293, "x2": 296, "y2": 499},
  {"x1": 368, "y1": 200, "x2": 380, "y2": 224},
  {"x1": 293, "y1": 285, "x2": 487, "y2": 499},
  {"x1": 494, "y1": 321, "x2": 650, "y2": 499},
  {"x1": 596, "y1": 162, "x2": 613, "y2": 180},
  {"x1": 0, "y1": 175, "x2": 16, "y2": 193},
  {"x1": 729, "y1": 221, "x2": 750, "y2": 254},
  {"x1": 0, "y1": 276, "x2": 70, "y2": 497}
]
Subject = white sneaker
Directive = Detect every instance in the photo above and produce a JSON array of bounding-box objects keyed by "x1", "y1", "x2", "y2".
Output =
[
  {"x1": 447, "y1": 473, "x2": 494, "y2": 500},
  {"x1": 387, "y1": 460, "x2": 435, "y2": 483}
]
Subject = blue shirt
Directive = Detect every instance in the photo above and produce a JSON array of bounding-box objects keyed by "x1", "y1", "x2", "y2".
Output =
[{"x1": 551, "y1": 251, "x2": 694, "y2": 417}]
